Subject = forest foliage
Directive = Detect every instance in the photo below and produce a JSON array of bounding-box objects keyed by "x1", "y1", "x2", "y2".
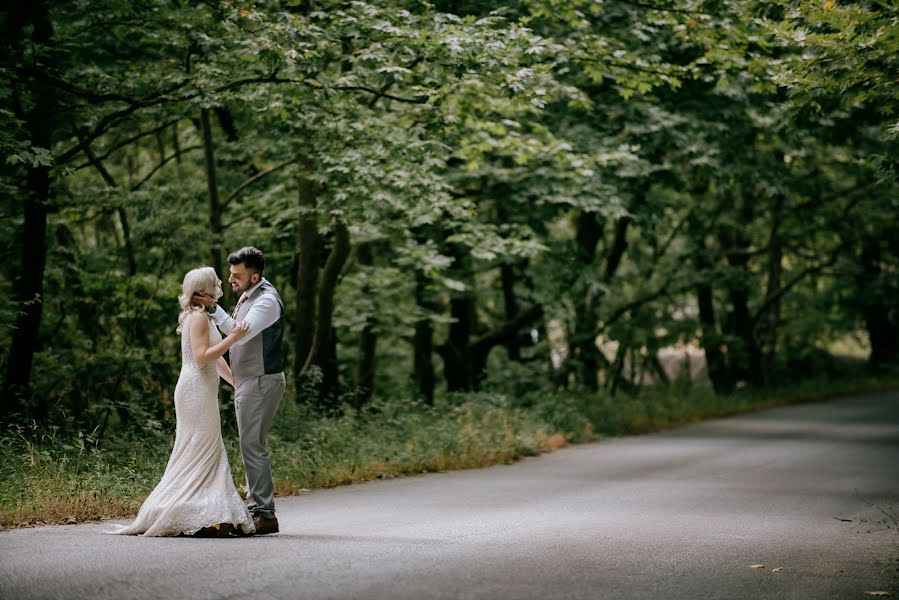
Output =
[{"x1": 1, "y1": 0, "x2": 897, "y2": 437}]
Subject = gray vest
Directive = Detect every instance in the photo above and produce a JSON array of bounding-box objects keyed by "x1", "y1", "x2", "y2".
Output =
[{"x1": 230, "y1": 281, "x2": 285, "y2": 387}]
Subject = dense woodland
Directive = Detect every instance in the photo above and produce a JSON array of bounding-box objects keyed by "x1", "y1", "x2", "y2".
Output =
[{"x1": 2, "y1": 0, "x2": 897, "y2": 436}]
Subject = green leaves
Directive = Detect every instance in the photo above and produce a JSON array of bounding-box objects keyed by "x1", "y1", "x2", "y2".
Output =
[
  {"x1": 3, "y1": 0, "x2": 897, "y2": 428},
  {"x1": 5, "y1": 144, "x2": 54, "y2": 169},
  {"x1": 764, "y1": 1, "x2": 899, "y2": 137}
]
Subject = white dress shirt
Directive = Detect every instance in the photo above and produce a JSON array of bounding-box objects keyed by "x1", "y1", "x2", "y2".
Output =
[{"x1": 210, "y1": 278, "x2": 281, "y2": 346}]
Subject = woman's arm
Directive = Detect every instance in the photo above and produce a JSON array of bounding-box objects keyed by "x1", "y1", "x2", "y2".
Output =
[
  {"x1": 217, "y1": 357, "x2": 234, "y2": 386},
  {"x1": 188, "y1": 312, "x2": 250, "y2": 368}
]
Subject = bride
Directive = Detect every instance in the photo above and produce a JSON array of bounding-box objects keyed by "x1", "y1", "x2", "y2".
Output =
[{"x1": 109, "y1": 267, "x2": 255, "y2": 537}]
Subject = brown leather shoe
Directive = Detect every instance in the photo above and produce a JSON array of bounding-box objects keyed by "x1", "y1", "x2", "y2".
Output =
[{"x1": 253, "y1": 514, "x2": 279, "y2": 535}]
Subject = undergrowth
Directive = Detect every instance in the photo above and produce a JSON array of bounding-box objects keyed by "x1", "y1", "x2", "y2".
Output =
[{"x1": 1, "y1": 371, "x2": 897, "y2": 529}]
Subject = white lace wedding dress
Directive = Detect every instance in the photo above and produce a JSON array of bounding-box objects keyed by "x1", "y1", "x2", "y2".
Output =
[{"x1": 108, "y1": 311, "x2": 255, "y2": 536}]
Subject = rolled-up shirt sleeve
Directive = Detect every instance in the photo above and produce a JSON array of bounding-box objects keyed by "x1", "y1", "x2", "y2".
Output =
[{"x1": 210, "y1": 304, "x2": 235, "y2": 333}]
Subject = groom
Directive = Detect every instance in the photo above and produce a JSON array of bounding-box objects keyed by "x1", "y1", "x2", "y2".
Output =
[{"x1": 194, "y1": 247, "x2": 286, "y2": 535}]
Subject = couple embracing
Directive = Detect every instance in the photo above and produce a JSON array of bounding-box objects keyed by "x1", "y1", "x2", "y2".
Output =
[{"x1": 110, "y1": 247, "x2": 285, "y2": 537}]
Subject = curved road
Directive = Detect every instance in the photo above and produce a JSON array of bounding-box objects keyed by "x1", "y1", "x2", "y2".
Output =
[{"x1": 2, "y1": 391, "x2": 898, "y2": 599}]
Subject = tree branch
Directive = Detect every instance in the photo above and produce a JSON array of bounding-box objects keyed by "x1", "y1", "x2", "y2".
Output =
[
  {"x1": 130, "y1": 144, "x2": 202, "y2": 191},
  {"x1": 332, "y1": 85, "x2": 427, "y2": 104},
  {"x1": 49, "y1": 68, "x2": 424, "y2": 165},
  {"x1": 604, "y1": 215, "x2": 632, "y2": 281},
  {"x1": 607, "y1": 0, "x2": 716, "y2": 16},
  {"x1": 751, "y1": 195, "x2": 866, "y2": 324},
  {"x1": 73, "y1": 118, "x2": 183, "y2": 170},
  {"x1": 575, "y1": 54, "x2": 683, "y2": 77},
  {"x1": 222, "y1": 157, "x2": 298, "y2": 210},
  {"x1": 749, "y1": 254, "x2": 838, "y2": 326},
  {"x1": 14, "y1": 65, "x2": 181, "y2": 105},
  {"x1": 365, "y1": 56, "x2": 426, "y2": 109},
  {"x1": 79, "y1": 140, "x2": 137, "y2": 276},
  {"x1": 596, "y1": 281, "x2": 674, "y2": 337},
  {"x1": 222, "y1": 214, "x2": 256, "y2": 230},
  {"x1": 471, "y1": 305, "x2": 543, "y2": 354},
  {"x1": 212, "y1": 75, "x2": 307, "y2": 93},
  {"x1": 81, "y1": 144, "x2": 118, "y2": 188},
  {"x1": 301, "y1": 222, "x2": 352, "y2": 377},
  {"x1": 652, "y1": 207, "x2": 692, "y2": 263}
]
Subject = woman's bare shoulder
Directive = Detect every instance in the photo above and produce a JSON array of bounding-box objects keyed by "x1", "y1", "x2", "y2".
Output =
[{"x1": 185, "y1": 309, "x2": 210, "y2": 333}]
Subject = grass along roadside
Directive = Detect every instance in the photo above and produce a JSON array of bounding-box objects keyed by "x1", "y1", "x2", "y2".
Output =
[{"x1": 2, "y1": 372, "x2": 897, "y2": 529}]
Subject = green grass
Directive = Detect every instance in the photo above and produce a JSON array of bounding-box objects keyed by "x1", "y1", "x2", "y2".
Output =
[
  {"x1": 2, "y1": 371, "x2": 897, "y2": 529},
  {"x1": 574, "y1": 371, "x2": 899, "y2": 438}
]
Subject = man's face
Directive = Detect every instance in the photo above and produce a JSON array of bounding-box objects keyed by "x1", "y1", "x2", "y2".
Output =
[{"x1": 229, "y1": 263, "x2": 259, "y2": 293}]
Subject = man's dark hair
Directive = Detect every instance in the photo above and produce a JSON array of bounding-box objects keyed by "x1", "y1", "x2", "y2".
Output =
[{"x1": 228, "y1": 246, "x2": 265, "y2": 274}]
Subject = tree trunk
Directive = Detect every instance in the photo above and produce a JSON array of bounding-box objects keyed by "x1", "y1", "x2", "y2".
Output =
[
  {"x1": 471, "y1": 304, "x2": 543, "y2": 381},
  {"x1": 572, "y1": 210, "x2": 603, "y2": 390},
  {"x1": 605, "y1": 215, "x2": 631, "y2": 281},
  {"x1": 648, "y1": 351, "x2": 671, "y2": 386},
  {"x1": 858, "y1": 240, "x2": 899, "y2": 370},
  {"x1": 301, "y1": 222, "x2": 351, "y2": 402},
  {"x1": 761, "y1": 196, "x2": 784, "y2": 381},
  {"x1": 82, "y1": 144, "x2": 137, "y2": 277},
  {"x1": 172, "y1": 123, "x2": 184, "y2": 174},
  {"x1": 322, "y1": 325, "x2": 341, "y2": 401},
  {"x1": 54, "y1": 225, "x2": 98, "y2": 423},
  {"x1": 695, "y1": 279, "x2": 733, "y2": 395},
  {"x1": 413, "y1": 271, "x2": 436, "y2": 404},
  {"x1": 293, "y1": 161, "x2": 320, "y2": 384},
  {"x1": 200, "y1": 108, "x2": 225, "y2": 291},
  {"x1": 690, "y1": 217, "x2": 734, "y2": 396},
  {"x1": 500, "y1": 263, "x2": 521, "y2": 361},
  {"x1": 439, "y1": 297, "x2": 544, "y2": 394},
  {"x1": 725, "y1": 284, "x2": 762, "y2": 386},
  {"x1": 354, "y1": 242, "x2": 377, "y2": 405},
  {"x1": 719, "y1": 227, "x2": 763, "y2": 387},
  {"x1": 214, "y1": 106, "x2": 240, "y2": 143},
  {"x1": 293, "y1": 159, "x2": 321, "y2": 390},
  {"x1": 441, "y1": 295, "x2": 476, "y2": 392},
  {"x1": 2, "y1": 1, "x2": 55, "y2": 421}
]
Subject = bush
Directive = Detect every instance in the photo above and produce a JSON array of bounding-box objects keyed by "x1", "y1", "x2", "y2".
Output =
[{"x1": 3, "y1": 370, "x2": 896, "y2": 528}]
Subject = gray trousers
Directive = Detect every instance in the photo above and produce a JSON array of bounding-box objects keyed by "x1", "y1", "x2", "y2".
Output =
[{"x1": 235, "y1": 372, "x2": 285, "y2": 519}]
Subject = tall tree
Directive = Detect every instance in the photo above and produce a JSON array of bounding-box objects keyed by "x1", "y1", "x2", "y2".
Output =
[{"x1": 2, "y1": 1, "x2": 57, "y2": 420}]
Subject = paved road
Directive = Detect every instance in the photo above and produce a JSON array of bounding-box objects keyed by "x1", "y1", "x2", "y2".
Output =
[{"x1": 2, "y1": 392, "x2": 898, "y2": 600}]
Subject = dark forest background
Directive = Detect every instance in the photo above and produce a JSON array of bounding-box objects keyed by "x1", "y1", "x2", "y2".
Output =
[{"x1": 2, "y1": 0, "x2": 897, "y2": 440}]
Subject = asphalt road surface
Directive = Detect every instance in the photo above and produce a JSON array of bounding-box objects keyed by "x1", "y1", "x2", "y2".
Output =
[{"x1": 2, "y1": 391, "x2": 898, "y2": 600}]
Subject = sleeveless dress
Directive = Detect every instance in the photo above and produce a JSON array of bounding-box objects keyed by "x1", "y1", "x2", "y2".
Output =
[{"x1": 108, "y1": 311, "x2": 255, "y2": 536}]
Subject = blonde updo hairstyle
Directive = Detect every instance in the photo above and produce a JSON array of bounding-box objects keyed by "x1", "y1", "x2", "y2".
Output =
[{"x1": 176, "y1": 266, "x2": 221, "y2": 333}]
